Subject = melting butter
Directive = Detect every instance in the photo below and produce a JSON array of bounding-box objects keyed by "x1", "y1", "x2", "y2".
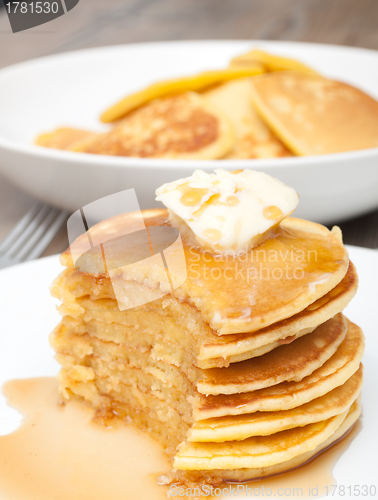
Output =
[{"x1": 156, "y1": 169, "x2": 299, "y2": 254}]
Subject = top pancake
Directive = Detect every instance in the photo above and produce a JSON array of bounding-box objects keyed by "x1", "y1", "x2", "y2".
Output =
[
  {"x1": 61, "y1": 209, "x2": 349, "y2": 335},
  {"x1": 249, "y1": 71, "x2": 378, "y2": 155},
  {"x1": 80, "y1": 92, "x2": 234, "y2": 159},
  {"x1": 203, "y1": 78, "x2": 292, "y2": 159},
  {"x1": 199, "y1": 262, "x2": 357, "y2": 367}
]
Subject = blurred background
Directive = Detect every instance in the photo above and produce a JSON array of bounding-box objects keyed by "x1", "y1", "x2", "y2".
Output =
[{"x1": 0, "y1": 0, "x2": 377, "y2": 258}]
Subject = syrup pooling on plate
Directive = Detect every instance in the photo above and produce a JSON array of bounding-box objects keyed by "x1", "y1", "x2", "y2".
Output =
[
  {"x1": 0, "y1": 378, "x2": 361, "y2": 500},
  {"x1": 0, "y1": 378, "x2": 170, "y2": 500},
  {"x1": 222, "y1": 420, "x2": 362, "y2": 499}
]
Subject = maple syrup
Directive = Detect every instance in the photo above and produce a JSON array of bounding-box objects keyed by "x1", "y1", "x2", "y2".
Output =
[
  {"x1": 0, "y1": 378, "x2": 170, "y2": 500},
  {"x1": 0, "y1": 377, "x2": 361, "y2": 500}
]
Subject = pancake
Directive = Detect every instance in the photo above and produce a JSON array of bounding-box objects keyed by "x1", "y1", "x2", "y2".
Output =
[
  {"x1": 170, "y1": 398, "x2": 361, "y2": 484},
  {"x1": 229, "y1": 48, "x2": 318, "y2": 75},
  {"x1": 197, "y1": 314, "x2": 347, "y2": 395},
  {"x1": 203, "y1": 78, "x2": 293, "y2": 159},
  {"x1": 35, "y1": 127, "x2": 99, "y2": 151},
  {"x1": 50, "y1": 191, "x2": 364, "y2": 488},
  {"x1": 61, "y1": 210, "x2": 349, "y2": 336},
  {"x1": 249, "y1": 71, "x2": 378, "y2": 155},
  {"x1": 199, "y1": 262, "x2": 358, "y2": 367},
  {"x1": 61, "y1": 259, "x2": 355, "y2": 370},
  {"x1": 174, "y1": 409, "x2": 348, "y2": 470},
  {"x1": 81, "y1": 92, "x2": 234, "y2": 159},
  {"x1": 190, "y1": 366, "x2": 362, "y2": 442},
  {"x1": 194, "y1": 319, "x2": 364, "y2": 419}
]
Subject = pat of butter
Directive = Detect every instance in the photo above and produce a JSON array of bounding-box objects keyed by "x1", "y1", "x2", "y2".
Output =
[{"x1": 155, "y1": 169, "x2": 299, "y2": 254}]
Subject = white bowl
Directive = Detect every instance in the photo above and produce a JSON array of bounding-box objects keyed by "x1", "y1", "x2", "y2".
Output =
[{"x1": 0, "y1": 40, "x2": 378, "y2": 223}]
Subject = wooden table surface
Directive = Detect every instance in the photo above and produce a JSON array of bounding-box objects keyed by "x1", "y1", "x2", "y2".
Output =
[{"x1": 0, "y1": 0, "x2": 378, "y2": 257}]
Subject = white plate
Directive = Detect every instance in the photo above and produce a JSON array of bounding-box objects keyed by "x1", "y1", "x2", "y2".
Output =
[
  {"x1": 0, "y1": 246, "x2": 377, "y2": 499},
  {"x1": 0, "y1": 41, "x2": 378, "y2": 224}
]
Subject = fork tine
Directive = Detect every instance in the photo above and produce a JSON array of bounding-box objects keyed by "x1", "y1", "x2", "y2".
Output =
[
  {"x1": 15, "y1": 207, "x2": 60, "y2": 261},
  {"x1": 0, "y1": 202, "x2": 44, "y2": 254},
  {"x1": 25, "y1": 210, "x2": 68, "y2": 261},
  {"x1": 5, "y1": 204, "x2": 51, "y2": 259}
]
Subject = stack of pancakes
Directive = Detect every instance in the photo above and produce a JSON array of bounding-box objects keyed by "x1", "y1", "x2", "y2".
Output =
[{"x1": 50, "y1": 209, "x2": 364, "y2": 485}]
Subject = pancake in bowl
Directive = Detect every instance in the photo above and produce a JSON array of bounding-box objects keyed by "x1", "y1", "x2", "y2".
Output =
[
  {"x1": 203, "y1": 78, "x2": 292, "y2": 159},
  {"x1": 249, "y1": 71, "x2": 378, "y2": 155},
  {"x1": 35, "y1": 127, "x2": 99, "y2": 151},
  {"x1": 229, "y1": 48, "x2": 318, "y2": 75},
  {"x1": 80, "y1": 92, "x2": 234, "y2": 159},
  {"x1": 49, "y1": 169, "x2": 364, "y2": 487}
]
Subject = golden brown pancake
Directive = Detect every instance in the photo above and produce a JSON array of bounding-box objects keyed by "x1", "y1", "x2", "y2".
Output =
[
  {"x1": 35, "y1": 127, "x2": 99, "y2": 151},
  {"x1": 61, "y1": 210, "x2": 349, "y2": 336},
  {"x1": 100, "y1": 67, "x2": 265, "y2": 123},
  {"x1": 199, "y1": 262, "x2": 358, "y2": 367},
  {"x1": 174, "y1": 409, "x2": 348, "y2": 470},
  {"x1": 81, "y1": 92, "x2": 234, "y2": 159},
  {"x1": 249, "y1": 71, "x2": 378, "y2": 155},
  {"x1": 51, "y1": 265, "x2": 356, "y2": 373},
  {"x1": 194, "y1": 319, "x2": 364, "y2": 419},
  {"x1": 190, "y1": 366, "x2": 362, "y2": 442},
  {"x1": 203, "y1": 78, "x2": 293, "y2": 159},
  {"x1": 197, "y1": 314, "x2": 346, "y2": 395},
  {"x1": 171, "y1": 399, "x2": 361, "y2": 483}
]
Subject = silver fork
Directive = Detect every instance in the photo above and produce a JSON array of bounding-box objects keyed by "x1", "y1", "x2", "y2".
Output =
[{"x1": 0, "y1": 202, "x2": 68, "y2": 269}]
